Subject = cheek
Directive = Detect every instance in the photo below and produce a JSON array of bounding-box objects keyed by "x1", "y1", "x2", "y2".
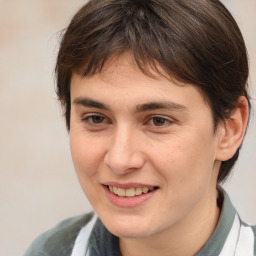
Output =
[
  {"x1": 150, "y1": 133, "x2": 217, "y2": 189},
  {"x1": 69, "y1": 133, "x2": 105, "y2": 178},
  {"x1": 69, "y1": 133, "x2": 107, "y2": 204},
  {"x1": 149, "y1": 139, "x2": 217, "y2": 221}
]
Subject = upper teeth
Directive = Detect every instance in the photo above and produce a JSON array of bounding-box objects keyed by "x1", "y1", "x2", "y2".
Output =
[{"x1": 109, "y1": 186, "x2": 154, "y2": 197}]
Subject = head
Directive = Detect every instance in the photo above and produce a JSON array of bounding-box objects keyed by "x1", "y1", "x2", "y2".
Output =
[
  {"x1": 55, "y1": 0, "x2": 251, "y2": 243},
  {"x1": 55, "y1": 0, "x2": 250, "y2": 184}
]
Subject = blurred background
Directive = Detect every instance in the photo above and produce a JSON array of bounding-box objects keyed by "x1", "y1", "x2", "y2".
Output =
[{"x1": 0, "y1": 0, "x2": 255, "y2": 255}]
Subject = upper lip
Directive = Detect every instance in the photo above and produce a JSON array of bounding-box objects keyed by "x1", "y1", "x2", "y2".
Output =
[{"x1": 102, "y1": 182, "x2": 158, "y2": 189}]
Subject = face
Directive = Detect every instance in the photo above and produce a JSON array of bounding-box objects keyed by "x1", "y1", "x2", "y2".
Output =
[{"x1": 69, "y1": 54, "x2": 222, "y2": 239}]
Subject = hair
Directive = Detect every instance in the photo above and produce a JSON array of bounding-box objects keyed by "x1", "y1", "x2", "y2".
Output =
[{"x1": 55, "y1": 0, "x2": 250, "y2": 183}]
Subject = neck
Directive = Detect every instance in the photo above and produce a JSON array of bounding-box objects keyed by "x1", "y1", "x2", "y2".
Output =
[{"x1": 120, "y1": 189, "x2": 220, "y2": 256}]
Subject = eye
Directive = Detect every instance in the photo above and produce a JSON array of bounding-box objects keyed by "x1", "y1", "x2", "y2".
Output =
[
  {"x1": 148, "y1": 116, "x2": 172, "y2": 127},
  {"x1": 82, "y1": 114, "x2": 107, "y2": 124},
  {"x1": 89, "y1": 115, "x2": 105, "y2": 124}
]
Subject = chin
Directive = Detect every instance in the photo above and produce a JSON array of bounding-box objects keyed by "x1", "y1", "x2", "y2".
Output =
[
  {"x1": 109, "y1": 226, "x2": 150, "y2": 239},
  {"x1": 103, "y1": 216, "x2": 154, "y2": 238}
]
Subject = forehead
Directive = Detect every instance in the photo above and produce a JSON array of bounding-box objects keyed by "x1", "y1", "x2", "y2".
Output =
[{"x1": 71, "y1": 53, "x2": 208, "y2": 109}]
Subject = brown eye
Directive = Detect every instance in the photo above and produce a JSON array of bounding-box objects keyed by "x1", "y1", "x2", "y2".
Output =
[
  {"x1": 152, "y1": 117, "x2": 169, "y2": 126},
  {"x1": 90, "y1": 115, "x2": 105, "y2": 123},
  {"x1": 82, "y1": 114, "x2": 106, "y2": 125}
]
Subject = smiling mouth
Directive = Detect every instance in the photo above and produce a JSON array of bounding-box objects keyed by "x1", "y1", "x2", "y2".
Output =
[{"x1": 107, "y1": 186, "x2": 159, "y2": 197}]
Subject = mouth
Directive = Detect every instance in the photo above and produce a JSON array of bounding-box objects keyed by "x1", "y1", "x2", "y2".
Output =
[
  {"x1": 106, "y1": 185, "x2": 159, "y2": 198},
  {"x1": 103, "y1": 183, "x2": 159, "y2": 207}
]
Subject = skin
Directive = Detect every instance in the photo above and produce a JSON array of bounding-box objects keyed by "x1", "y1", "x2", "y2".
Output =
[{"x1": 69, "y1": 54, "x2": 248, "y2": 256}]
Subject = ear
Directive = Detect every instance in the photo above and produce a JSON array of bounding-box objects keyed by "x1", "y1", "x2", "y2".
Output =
[{"x1": 216, "y1": 96, "x2": 249, "y2": 161}]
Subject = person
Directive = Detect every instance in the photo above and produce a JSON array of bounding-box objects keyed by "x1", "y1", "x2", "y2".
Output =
[{"x1": 24, "y1": 0, "x2": 256, "y2": 255}]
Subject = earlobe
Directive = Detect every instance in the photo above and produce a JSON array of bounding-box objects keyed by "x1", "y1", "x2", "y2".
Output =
[{"x1": 216, "y1": 96, "x2": 249, "y2": 161}]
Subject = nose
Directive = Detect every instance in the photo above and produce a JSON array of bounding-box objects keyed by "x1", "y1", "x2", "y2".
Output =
[{"x1": 104, "y1": 126, "x2": 145, "y2": 175}]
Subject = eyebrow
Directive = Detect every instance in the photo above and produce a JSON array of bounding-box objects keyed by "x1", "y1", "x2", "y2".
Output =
[
  {"x1": 135, "y1": 102, "x2": 188, "y2": 112},
  {"x1": 73, "y1": 97, "x2": 188, "y2": 113},
  {"x1": 73, "y1": 97, "x2": 110, "y2": 110}
]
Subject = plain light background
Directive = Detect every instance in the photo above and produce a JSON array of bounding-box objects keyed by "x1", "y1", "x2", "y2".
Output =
[{"x1": 0, "y1": 1, "x2": 255, "y2": 256}]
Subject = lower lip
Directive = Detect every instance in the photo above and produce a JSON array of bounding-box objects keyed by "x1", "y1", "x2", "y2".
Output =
[{"x1": 103, "y1": 186, "x2": 158, "y2": 208}]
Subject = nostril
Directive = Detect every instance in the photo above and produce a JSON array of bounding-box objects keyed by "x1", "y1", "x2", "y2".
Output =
[{"x1": 104, "y1": 149, "x2": 145, "y2": 175}]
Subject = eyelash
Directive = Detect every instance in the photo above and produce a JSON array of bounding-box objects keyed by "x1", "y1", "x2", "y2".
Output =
[
  {"x1": 81, "y1": 114, "x2": 174, "y2": 129},
  {"x1": 147, "y1": 116, "x2": 173, "y2": 127},
  {"x1": 82, "y1": 114, "x2": 109, "y2": 125}
]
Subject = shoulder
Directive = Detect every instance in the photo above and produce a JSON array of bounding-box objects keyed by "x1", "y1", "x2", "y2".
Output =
[
  {"x1": 236, "y1": 213, "x2": 256, "y2": 255},
  {"x1": 23, "y1": 212, "x2": 95, "y2": 256},
  {"x1": 250, "y1": 224, "x2": 256, "y2": 255},
  {"x1": 240, "y1": 222, "x2": 256, "y2": 255},
  {"x1": 210, "y1": 188, "x2": 256, "y2": 255}
]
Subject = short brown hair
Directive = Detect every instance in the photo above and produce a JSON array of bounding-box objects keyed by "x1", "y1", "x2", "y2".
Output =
[{"x1": 55, "y1": 0, "x2": 250, "y2": 183}]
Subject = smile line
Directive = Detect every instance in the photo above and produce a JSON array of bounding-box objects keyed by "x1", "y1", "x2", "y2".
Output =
[{"x1": 106, "y1": 185, "x2": 159, "y2": 197}]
